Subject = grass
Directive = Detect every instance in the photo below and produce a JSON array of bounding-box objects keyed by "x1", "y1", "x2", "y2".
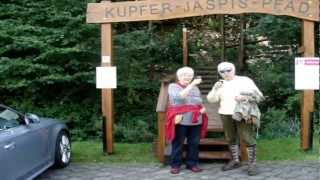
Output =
[
  {"x1": 72, "y1": 141, "x2": 159, "y2": 164},
  {"x1": 71, "y1": 137, "x2": 319, "y2": 163},
  {"x1": 257, "y1": 136, "x2": 320, "y2": 161}
]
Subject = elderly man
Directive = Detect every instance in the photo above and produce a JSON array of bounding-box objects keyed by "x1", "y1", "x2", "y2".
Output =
[{"x1": 207, "y1": 62, "x2": 263, "y2": 176}]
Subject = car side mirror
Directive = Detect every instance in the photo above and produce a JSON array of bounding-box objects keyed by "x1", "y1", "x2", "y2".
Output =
[{"x1": 25, "y1": 113, "x2": 40, "y2": 124}]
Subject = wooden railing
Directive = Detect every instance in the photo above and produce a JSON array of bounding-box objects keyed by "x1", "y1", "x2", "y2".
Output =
[{"x1": 155, "y1": 75, "x2": 175, "y2": 163}]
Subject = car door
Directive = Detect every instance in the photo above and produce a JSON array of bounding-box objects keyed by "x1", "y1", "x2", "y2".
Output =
[
  {"x1": 0, "y1": 128, "x2": 15, "y2": 180},
  {"x1": 0, "y1": 107, "x2": 49, "y2": 179}
]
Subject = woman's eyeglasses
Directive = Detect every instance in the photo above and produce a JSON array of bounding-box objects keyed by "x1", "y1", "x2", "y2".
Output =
[{"x1": 219, "y1": 69, "x2": 232, "y2": 74}]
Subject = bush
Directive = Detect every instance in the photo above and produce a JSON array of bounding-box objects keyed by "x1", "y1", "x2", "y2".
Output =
[
  {"x1": 260, "y1": 108, "x2": 300, "y2": 138},
  {"x1": 249, "y1": 56, "x2": 319, "y2": 138},
  {"x1": 7, "y1": 98, "x2": 102, "y2": 141},
  {"x1": 111, "y1": 28, "x2": 182, "y2": 142},
  {"x1": 0, "y1": 0, "x2": 185, "y2": 142},
  {"x1": 115, "y1": 115, "x2": 156, "y2": 143}
]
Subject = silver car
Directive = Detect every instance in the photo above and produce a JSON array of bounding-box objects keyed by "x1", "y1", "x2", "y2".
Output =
[{"x1": 0, "y1": 104, "x2": 71, "y2": 180}]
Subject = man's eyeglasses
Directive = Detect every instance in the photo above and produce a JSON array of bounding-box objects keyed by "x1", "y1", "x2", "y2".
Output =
[{"x1": 219, "y1": 69, "x2": 232, "y2": 74}]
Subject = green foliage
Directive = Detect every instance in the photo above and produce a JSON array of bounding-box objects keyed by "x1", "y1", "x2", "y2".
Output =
[
  {"x1": 115, "y1": 116, "x2": 155, "y2": 143},
  {"x1": 247, "y1": 15, "x2": 301, "y2": 45},
  {"x1": 113, "y1": 28, "x2": 182, "y2": 142},
  {"x1": 261, "y1": 108, "x2": 300, "y2": 138},
  {"x1": 0, "y1": 0, "x2": 183, "y2": 142},
  {"x1": 248, "y1": 54, "x2": 302, "y2": 138},
  {"x1": 1, "y1": 1, "x2": 318, "y2": 142},
  {"x1": 0, "y1": 0, "x2": 99, "y2": 98},
  {"x1": 245, "y1": 15, "x2": 319, "y2": 138},
  {"x1": 0, "y1": 0, "x2": 103, "y2": 140},
  {"x1": 9, "y1": 98, "x2": 103, "y2": 141}
]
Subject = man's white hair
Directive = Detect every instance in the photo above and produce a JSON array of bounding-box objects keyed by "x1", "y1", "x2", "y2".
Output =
[
  {"x1": 217, "y1": 62, "x2": 235, "y2": 71},
  {"x1": 176, "y1": 66, "x2": 194, "y2": 78}
]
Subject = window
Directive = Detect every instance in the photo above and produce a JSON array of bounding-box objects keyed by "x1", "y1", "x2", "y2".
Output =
[{"x1": 0, "y1": 107, "x2": 22, "y2": 130}]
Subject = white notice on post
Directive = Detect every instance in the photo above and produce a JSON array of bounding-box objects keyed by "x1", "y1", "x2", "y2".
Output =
[
  {"x1": 295, "y1": 57, "x2": 319, "y2": 90},
  {"x1": 96, "y1": 67, "x2": 117, "y2": 89}
]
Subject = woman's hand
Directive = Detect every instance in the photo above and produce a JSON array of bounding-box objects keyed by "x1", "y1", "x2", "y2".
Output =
[
  {"x1": 200, "y1": 107, "x2": 206, "y2": 114},
  {"x1": 179, "y1": 78, "x2": 201, "y2": 98},
  {"x1": 191, "y1": 78, "x2": 202, "y2": 86}
]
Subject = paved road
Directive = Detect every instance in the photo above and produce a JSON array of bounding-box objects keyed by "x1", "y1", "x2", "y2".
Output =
[{"x1": 37, "y1": 161, "x2": 319, "y2": 180}]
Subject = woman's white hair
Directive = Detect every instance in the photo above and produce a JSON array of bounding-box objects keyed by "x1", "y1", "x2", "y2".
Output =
[
  {"x1": 176, "y1": 66, "x2": 194, "y2": 78},
  {"x1": 217, "y1": 62, "x2": 235, "y2": 72}
]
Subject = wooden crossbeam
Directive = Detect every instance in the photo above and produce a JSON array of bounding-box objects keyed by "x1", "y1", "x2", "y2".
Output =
[{"x1": 87, "y1": 0, "x2": 320, "y2": 23}]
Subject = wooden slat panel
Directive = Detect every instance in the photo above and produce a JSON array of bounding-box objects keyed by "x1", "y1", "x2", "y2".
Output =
[
  {"x1": 199, "y1": 138, "x2": 229, "y2": 145},
  {"x1": 199, "y1": 151, "x2": 231, "y2": 159},
  {"x1": 87, "y1": 0, "x2": 320, "y2": 23},
  {"x1": 207, "y1": 128, "x2": 224, "y2": 132},
  {"x1": 164, "y1": 149, "x2": 232, "y2": 160},
  {"x1": 202, "y1": 95, "x2": 223, "y2": 129}
]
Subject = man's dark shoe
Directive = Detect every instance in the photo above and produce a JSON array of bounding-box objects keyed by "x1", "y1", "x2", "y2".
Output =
[
  {"x1": 170, "y1": 167, "x2": 180, "y2": 174},
  {"x1": 248, "y1": 164, "x2": 258, "y2": 176},
  {"x1": 221, "y1": 160, "x2": 241, "y2": 171},
  {"x1": 187, "y1": 166, "x2": 203, "y2": 173}
]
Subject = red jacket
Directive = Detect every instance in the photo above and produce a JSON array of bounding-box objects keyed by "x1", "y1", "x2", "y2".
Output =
[{"x1": 165, "y1": 104, "x2": 208, "y2": 143}]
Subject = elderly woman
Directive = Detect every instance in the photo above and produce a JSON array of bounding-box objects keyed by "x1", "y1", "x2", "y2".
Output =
[
  {"x1": 207, "y1": 62, "x2": 263, "y2": 176},
  {"x1": 166, "y1": 66, "x2": 208, "y2": 174}
]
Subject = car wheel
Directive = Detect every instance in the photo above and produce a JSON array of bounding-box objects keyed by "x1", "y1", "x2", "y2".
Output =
[{"x1": 54, "y1": 131, "x2": 71, "y2": 168}]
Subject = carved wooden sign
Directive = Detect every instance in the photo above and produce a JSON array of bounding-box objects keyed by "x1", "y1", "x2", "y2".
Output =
[{"x1": 86, "y1": 0, "x2": 319, "y2": 23}]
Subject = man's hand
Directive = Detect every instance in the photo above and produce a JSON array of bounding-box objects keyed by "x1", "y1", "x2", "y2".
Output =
[
  {"x1": 235, "y1": 95, "x2": 248, "y2": 102},
  {"x1": 213, "y1": 80, "x2": 223, "y2": 89}
]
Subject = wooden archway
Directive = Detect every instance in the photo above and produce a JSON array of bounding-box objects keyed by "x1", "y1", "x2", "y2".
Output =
[{"x1": 86, "y1": 0, "x2": 319, "y2": 155}]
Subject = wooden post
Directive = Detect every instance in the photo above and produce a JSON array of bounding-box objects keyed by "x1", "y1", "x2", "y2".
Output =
[
  {"x1": 156, "y1": 80, "x2": 171, "y2": 163},
  {"x1": 238, "y1": 14, "x2": 245, "y2": 71},
  {"x1": 183, "y1": 27, "x2": 188, "y2": 66},
  {"x1": 157, "y1": 112, "x2": 166, "y2": 163},
  {"x1": 301, "y1": 20, "x2": 315, "y2": 150},
  {"x1": 220, "y1": 15, "x2": 225, "y2": 61},
  {"x1": 101, "y1": 23, "x2": 114, "y2": 154}
]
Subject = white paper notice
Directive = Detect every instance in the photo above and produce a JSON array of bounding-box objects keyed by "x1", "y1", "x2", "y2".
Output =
[
  {"x1": 96, "y1": 67, "x2": 117, "y2": 89},
  {"x1": 102, "y1": 56, "x2": 111, "y2": 64},
  {"x1": 295, "y1": 57, "x2": 319, "y2": 90}
]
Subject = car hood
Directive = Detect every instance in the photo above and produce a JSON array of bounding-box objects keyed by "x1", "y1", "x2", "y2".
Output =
[{"x1": 38, "y1": 117, "x2": 65, "y2": 126}]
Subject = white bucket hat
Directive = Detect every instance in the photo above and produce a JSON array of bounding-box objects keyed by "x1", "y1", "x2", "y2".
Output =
[
  {"x1": 176, "y1": 66, "x2": 194, "y2": 79},
  {"x1": 217, "y1": 62, "x2": 235, "y2": 72}
]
